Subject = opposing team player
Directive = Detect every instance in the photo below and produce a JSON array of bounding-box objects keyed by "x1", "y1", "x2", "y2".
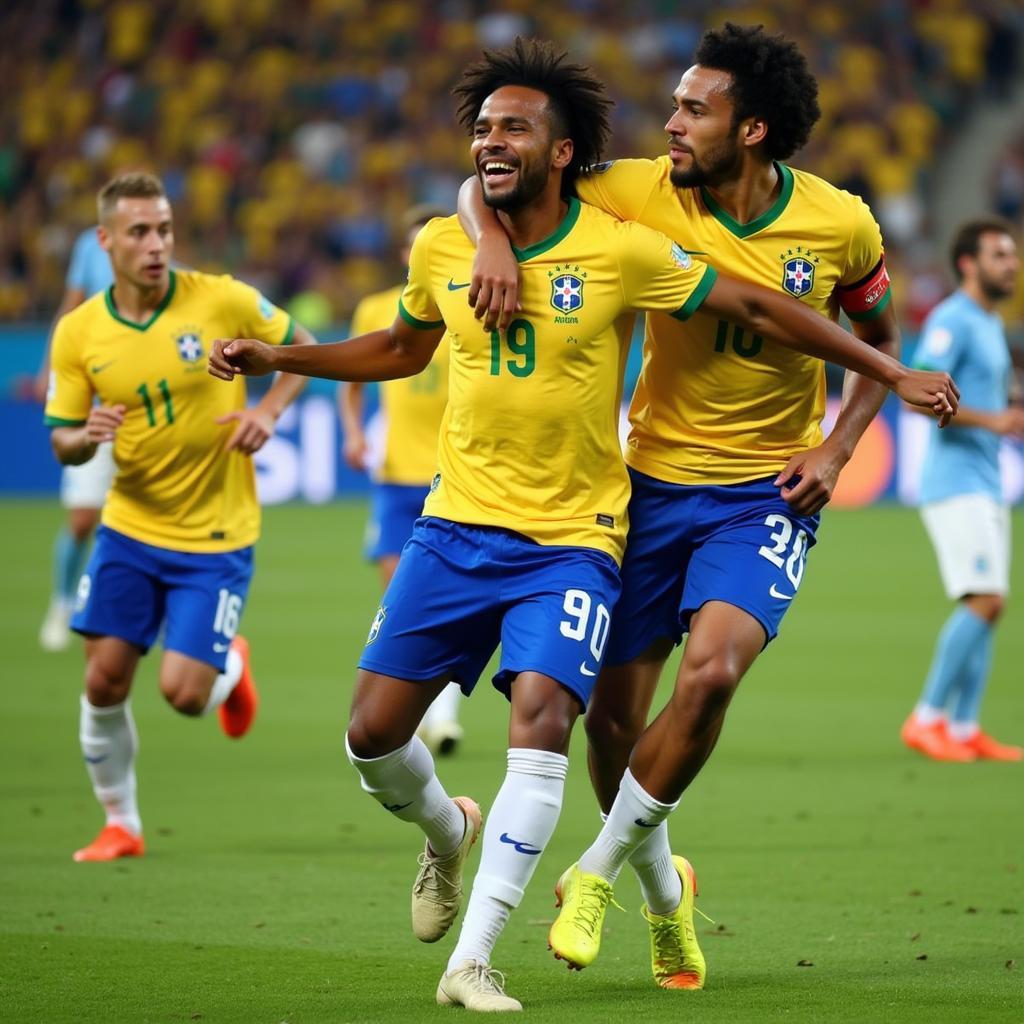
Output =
[
  {"x1": 460, "y1": 23, "x2": 932, "y2": 989},
  {"x1": 902, "y1": 218, "x2": 1023, "y2": 762},
  {"x1": 45, "y1": 173, "x2": 315, "y2": 862},
  {"x1": 209, "y1": 40, "x2": 954, "y2": 1012},
  {"x1": 338, "y1": 204, "x2": 464, "y2": 756}
]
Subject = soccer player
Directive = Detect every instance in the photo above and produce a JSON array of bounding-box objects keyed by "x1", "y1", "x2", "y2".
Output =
[
  {"x1": 209, "y1": 40, "x2": 954, "y2": 1012},
  {"x1": 901, "y1": 219, "x2": 1023, "y2": 762},
  {"x1": 44, "y1": 172, "x2": 315, "y2": 862},
  {"x1": 460, "y1": 23, "x2": 931, "y2": 987},
  {"x1": 338, "y1": 204, "x2": 465, "y2": 756},
  {"x1": 37, "y1": 225, "x2": 117, "y2": 651}
]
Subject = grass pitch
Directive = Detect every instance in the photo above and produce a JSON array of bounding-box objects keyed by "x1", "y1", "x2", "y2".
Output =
[{"x1": 1, "y1": 500, "x2": 1021, "y2": 1023}]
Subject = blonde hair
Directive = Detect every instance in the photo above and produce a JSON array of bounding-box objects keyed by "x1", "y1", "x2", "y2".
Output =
[{"x1": 97, "y1": 172, "x2": 166, "y2": 223}]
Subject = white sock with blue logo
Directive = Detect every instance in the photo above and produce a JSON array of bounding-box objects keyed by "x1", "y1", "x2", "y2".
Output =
[
  {"x1": 344, "y1": 733, "x2": 464, "y2": 856},
  {"x1": 597, "y1": 809, "x2": 682, "y2": 916},
  {"x1": 447, "y1": 747, "x2": 568, "y2": 971},
  {"x1": 79, "y1": 696, "x2": 142, "y2": 836},
  {"x1": 202, "y1": 647, "x2": 243, "y2": 714},
  {"x1": 579, "y1": 768, "x2": 678, "y2": 884}
]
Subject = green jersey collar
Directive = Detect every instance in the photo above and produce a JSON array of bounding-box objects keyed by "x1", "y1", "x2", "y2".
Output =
[
  {"x1": 104, "y1": 270, "x2": 177, "y2": 331},
  {"x1": 511, "y1": 197, "x2": 581, "y2": 262},
  {"x1": 699, "y1": 164, "x2": 794, "y2": 239}
]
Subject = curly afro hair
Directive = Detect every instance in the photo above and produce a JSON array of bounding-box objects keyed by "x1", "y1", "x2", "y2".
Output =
[
  {"x1": 453, "y1": 37, "x2": 613, "y2": 196},
  {"x1": 694, "y1": 23, "x2": 820, "y2": 162}
]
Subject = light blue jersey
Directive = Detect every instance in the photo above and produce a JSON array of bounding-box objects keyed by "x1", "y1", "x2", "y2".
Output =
[
  {"x1": 66, "y1": 228, "x2": 113, "y2": 297},
  {"x1": 914, "y1": 291, "x2": 1010, "y2": 504}
]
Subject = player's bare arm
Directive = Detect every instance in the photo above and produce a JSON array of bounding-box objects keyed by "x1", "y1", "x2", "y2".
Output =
[
  {"x1": 209, "y1": 318, "x2": 444, "y2": 384},
  {"x1": 338, "y1": 380, "x2": 369, "y2": 470},
  {"x1": 703, "y1": 275, "x2": 959, "y2": 421},
  {"x1": 216, "y1": 323, "x2": 318, "y2": 454},
  {"x1": 50, "y1": 404, "x2": 126, "y2": 466},
  {"x1": 775, "y1": 304, "x2": 899, "y2": 515}
]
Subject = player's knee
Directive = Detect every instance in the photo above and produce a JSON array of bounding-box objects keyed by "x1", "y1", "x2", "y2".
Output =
[
  {"x1": 84, "y1": 660, "x2": 131, "y2": 705},
  {"x1": 681, "y1": 651, "x2": 744, "y2": 709},
  {"x1": 966, "y1": 594, "x2": 1006, "y2": 623},
  {"x1": 158, "y1": 675, "x2": 206, "y2": 716},
  {"x1": 345, "y1": 716, "x2": 402, "y2": 760},
  {"x1": 510, "y1": 702, "x2": 575, "y2": 753},
  {"x1": 584, "y1": 702, "x2": 644, "y2": 755}
]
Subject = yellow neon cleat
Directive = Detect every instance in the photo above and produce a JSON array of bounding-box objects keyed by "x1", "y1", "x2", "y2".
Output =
[
  {"x1": 642, "y1": 856, "x2": 706, "y2": 990},
  {"x1": 547, "y1": 862, "x2": 616, "y2": 969}
]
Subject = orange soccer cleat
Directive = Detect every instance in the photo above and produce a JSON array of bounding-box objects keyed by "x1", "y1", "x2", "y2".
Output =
[
  {"x1": 73, "y1": 824, "x2": 145, "y2": 863},
  {"x1": 219, "y1": 635, "x2": 259, "y2": 739},
  {"x1": 958, "y1": 730, "x2": 1023, "y2": 762},
  {"x1": 900, "y1": 715, "x2": 976, "y2": 762}
]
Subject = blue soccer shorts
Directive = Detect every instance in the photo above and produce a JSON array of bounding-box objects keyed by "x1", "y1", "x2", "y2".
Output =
[
  {"x1": 358, "y1": 517, "x2": 622, "y2": 706},
  {"x1": 364, "y1": 482, "x2": 430, "y2": 560},
  {"x1": 605, "y1": 470, "x2": 820, "y2": 664},
  {"x1": 71, "y1": 525, "x2": 255, "y2": 671}
]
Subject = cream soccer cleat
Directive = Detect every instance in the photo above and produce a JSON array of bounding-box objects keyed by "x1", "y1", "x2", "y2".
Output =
[
  {"x1": 547, "y1": 862, "x2": 617, "y2": 969},
  {"x1": 411, "y1": 795, "x2": 482, "y2": 942},
  {"x1": 436, "y1": 959, "x2": 522, "y2": 1012},
  {"x1": 39, "y1": 597, "x2": 72, "y2": 652},
  {"x1": 642, "y1": 855, "x2": 707, "y2": 989},
  {"x1": 418, "y1": 719, "x2": 465, "y2": 757}
]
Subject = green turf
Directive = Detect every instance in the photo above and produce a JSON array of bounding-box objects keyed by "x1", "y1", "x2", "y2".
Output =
[{"x1": 1, "y1": 500, "x2": 1021, "y2": 1023}]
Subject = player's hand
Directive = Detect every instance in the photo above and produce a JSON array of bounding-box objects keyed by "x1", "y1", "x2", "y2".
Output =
[
  {"x1": 208, "y1": 338, "x2": 278, "y2": 380},
  {"x1": 774, "y1": 441, "x2": 846, "y2": 516},
  {"x1": 470, "y1": 233, "x2": 521, "y2": 332},
  {"x1": 342, "y1": 430, "x2": 369, "y2": 471},
  {"x1": 216, "y1": 407, "x2": 277, "y2": 454},
  {"x1": 990, "y1": 408, "x2": 1024, "y2": 437},
  {"x1": 84, "y1": 404, "x2": 126, "y2": 444},
  {"x1": 894, "y1": 369, "x2": 959, "y2": 427}
]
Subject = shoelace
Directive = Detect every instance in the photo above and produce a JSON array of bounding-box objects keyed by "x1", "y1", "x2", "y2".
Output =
[
  {"x1": 414, "y1": 850, "x2": 460, "y2": 898},
  {"x1": 471, "y1": 962, "x2": 509, "y2": 995},
  {"x1": 573, "y1": 877, "x2": 623, "y2": 936}
]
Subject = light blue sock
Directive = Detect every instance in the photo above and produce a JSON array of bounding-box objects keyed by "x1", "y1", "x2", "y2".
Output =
[
  {"x1": 918, "y1": 606, "x2": 990, "y2": 714},
  {"x1": 53, "y1": 529, "x2": 91, "y2": 602},
  {"x1": 949, "y1": 623, "x2": 994, "y2": 731}
]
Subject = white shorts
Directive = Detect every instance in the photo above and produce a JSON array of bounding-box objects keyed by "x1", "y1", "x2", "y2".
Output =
[
  {"x1": 920, "y1": 493, "x2": 1011, "y2": 599},
  {"x1": 60, "y1": 442, "x2": 116, "y2": 510}
]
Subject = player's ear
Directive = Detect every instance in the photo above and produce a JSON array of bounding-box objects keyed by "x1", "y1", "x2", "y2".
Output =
[
  {"x1": 551, "y1": 137, "x2": 574, "y2": 171},
  {"x1": 97, "y1": 224, "x2": 112, "y2": 253},
  {"x1": 741, "y1": 116, "x2": 767, "y2": 149}
]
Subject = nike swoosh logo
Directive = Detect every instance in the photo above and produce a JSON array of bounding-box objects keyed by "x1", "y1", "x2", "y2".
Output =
[
  {"x1": 90, "y1": 361, "x2": 116, "y2": 374},
  {"x1": 83, "y1": 754, "x2": 108, "y2": 765},
  {"x1": 634, "y1": 818, "x2": 659, "y2": 828},
  {"x1": 499, "y1": 832, "x2": 543, "y2": 855},
  {"x1": 769, "y1": 584, "x2": 794, "y2": 600},
  {"x1": 579, "y1": 662, "x2": 596, "y2": 677},
  {"x1": 213, "y1": 641, "x2": 231, "y2": 653},
  {"x1": 383, "y1": 801, "x2": 413, "y2": 812},
  {"x1": 447, "y1": 279, "x2": 471, "y2": 291}
]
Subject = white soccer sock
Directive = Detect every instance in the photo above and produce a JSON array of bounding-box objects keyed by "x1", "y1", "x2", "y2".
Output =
[
  {"x1": 913, "y1": 703, "x2": 945, "y2": 727},
  {"x1": 202, "y1": 647, "x2": 243, "y2": 714},
  {"x1": 422, "y1": 682, "x2": 462, "y2": 727},
  {"x1": 447, "y1": 747, "x2": 568, "y2": 971},
  {"x1": 79, "y1": 696, "x2": 142, "y2": 836},
  {"x1": 579, "y1": 768, "x2": 678, "y2": 884},
  {"x1": 345, "y1": 733, "x2": 464, "y2": 855},
  {"x1": 629, "y1": 822, "x2": 683, "y2": 915},
  {"x1": 947, "y1": 720, "x2": 979, "y2": 742}
]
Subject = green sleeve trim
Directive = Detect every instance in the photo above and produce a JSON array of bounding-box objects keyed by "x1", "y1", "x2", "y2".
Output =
[
  {"x1": 281, "y1": 318, "x2": 296, "y2": 346},
  {"x1": 845, "y1": 288, "x2": 892, "y2": 322},
  {"x1": 669, "y1": 265, "x2": 718, "y2": 321},
  {"x1": 45, "y1": 415, "x2": 87, "y2": 427},
  {"x1": 398, "y1": 297, "x2": 444, "y2": 330}
]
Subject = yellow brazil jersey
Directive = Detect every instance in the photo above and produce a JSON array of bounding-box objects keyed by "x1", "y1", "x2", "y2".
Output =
[
  {"x1": 44, "y1": 269, "x2": 293, "y2": 552},
  {"x1": 398, "y1": 199, "x2": 716, "y2": 564},
  {"x1": 578, "y1": 158, "x2": 892, "y2": 485},
  {"x1": 349, "y1": 283, "x2": 450, "y2": 486}
]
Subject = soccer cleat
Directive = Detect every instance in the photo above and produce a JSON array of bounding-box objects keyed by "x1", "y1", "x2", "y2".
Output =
[
  {"x1": 39, "y1": 598, "x2": 72, "y2": 652},
  {"x1": 547, "y1": 862, "x2": 616, "y2": 969},
  {"x1": 642, "y1": 856, "x2": 707, "y2": 990},
  {"x1": 219, "y1": 635, "x2": 258, "y2": 739},
  {"x1": 73, "y1": 824, "x2": 145, "y2": 863},
  {"x1": 418, "y1": 720, "x2": 465, "y2": 757},
  {"x1": 412, "y1": 796, "x2": 482, "y2": 942},
  {"x1": 436, "y1": 959, "x2": 522, "y2": 1012},
  {"x1": 958, "y1": 729, "x2": 1023, "y2": 762},
  {"x1": 900, "y1": 715, "x2": 975, "y2": 762}
]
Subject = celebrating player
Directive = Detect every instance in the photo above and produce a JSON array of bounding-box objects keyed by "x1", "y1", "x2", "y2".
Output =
[
  {"x1": 901, "y1": 218, "x2": 1023, "y2": 762},
  {"x1": 45, "y1": 172, "x2": 316, "y2": 862},
  {"x1": 338, "y1": 204, "x2": 465, "y2": 757},
  {"x1": 460, "y1": 23, "x2": 943, "y2": 989},
  {"x1": 209, "y1": 40, "x2": 954, "y2": 1012}
]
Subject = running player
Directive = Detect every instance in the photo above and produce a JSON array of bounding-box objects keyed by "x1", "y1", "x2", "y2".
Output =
[
  {"x1": 209, "y1": 40, "x2": 954, "y2": 1012},
  {"x1": 460, "y1": 23, "x2": 930, "y2": 989},
  {"x1": 901, "y1": 218, "x2": 1023, "y2": 762},
  {"x1": 37, "y1": 225, "x2": 116, "y2": 651},
  {"x1": 45, "y1": 172, "x2": 315, "y2": 862},
  {"x1": 338, "y1": 204, "x2": 464, "y2": 756}
]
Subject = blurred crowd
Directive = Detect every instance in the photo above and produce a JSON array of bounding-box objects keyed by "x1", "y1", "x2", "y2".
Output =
[{"x1": 1, "y1": 0, "x2": 1022, "y2": 332}]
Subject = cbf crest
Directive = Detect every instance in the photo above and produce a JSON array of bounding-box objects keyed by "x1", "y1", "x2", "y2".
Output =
[
  {"x1": 778, "y1": 245, "x2": 819, "y2": 299},
  {"x1": 175, "y1": 328, "x2": 204, "y2": 363},
  {"x1": 549, "y1": 264, "x2": 587, "y2": 323}
]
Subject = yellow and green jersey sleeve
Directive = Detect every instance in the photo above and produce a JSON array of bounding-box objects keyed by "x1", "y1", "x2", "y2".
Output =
[{"x1": 44, "y1": 269, "x2": 295, "y2": 553}]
